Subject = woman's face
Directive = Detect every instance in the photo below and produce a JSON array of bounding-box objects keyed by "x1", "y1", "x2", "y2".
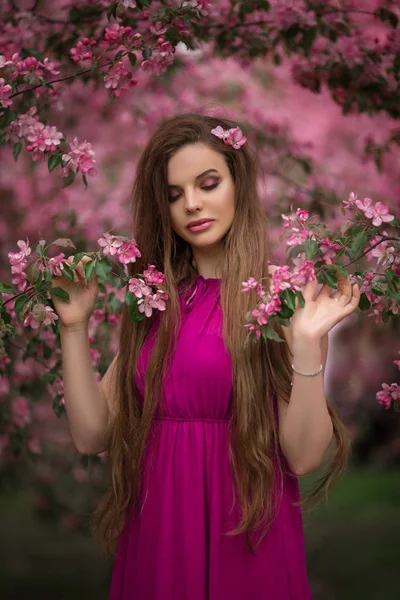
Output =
[{"x1": 167, "y1": 143, "x2": 235, "y2": 257}]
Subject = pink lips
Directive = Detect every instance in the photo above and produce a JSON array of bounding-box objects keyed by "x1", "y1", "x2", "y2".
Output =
[{"x1": 187, "y1": 220, "x2": 214, "y2": 232}]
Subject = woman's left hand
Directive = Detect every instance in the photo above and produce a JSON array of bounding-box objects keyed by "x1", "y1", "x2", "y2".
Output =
[{"x1": 290, "y1": 270, "x2": 361, "y2": 341}]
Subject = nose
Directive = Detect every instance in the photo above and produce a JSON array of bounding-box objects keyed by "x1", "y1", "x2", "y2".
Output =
[{"x1": 183, "y1": 189, "x2": 203, "y2": 213}]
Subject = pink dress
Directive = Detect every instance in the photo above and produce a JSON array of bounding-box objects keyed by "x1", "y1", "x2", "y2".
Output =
[{"x1": 109, "y1": 275, "x2": 312, "y2": 599}]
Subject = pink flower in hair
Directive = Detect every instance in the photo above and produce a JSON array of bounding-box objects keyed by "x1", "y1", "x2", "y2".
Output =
[{"x1": 211, "y1": 125, "x2": 247, "y2": 149}]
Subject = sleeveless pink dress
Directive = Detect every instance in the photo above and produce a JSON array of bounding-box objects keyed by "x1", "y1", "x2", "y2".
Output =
[{"x1": 109, "y1": 275, "x2": 312, "y2": 599}]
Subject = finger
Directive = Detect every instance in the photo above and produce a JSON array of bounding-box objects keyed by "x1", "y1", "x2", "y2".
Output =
[
  {"x1": 317, "y1": 282, "x2": 331, "y2": 299},
  {"x1": 302, "y1": 277, "x2": 318, "y2": 302}
]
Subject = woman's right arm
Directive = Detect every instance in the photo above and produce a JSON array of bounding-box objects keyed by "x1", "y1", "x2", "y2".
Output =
[{"x1": 60, "y1": 322, "x2": 118, "y2": 455}]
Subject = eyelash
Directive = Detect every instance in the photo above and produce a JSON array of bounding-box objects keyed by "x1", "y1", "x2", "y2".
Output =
[{"x1": 168, "y1": 182, "x2": 219, "y2": 203}]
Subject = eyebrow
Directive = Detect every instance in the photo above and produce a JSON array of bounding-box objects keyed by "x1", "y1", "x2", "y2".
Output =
[{"x1": 168, "y1": 169, "x2": 219, "y2": 188}]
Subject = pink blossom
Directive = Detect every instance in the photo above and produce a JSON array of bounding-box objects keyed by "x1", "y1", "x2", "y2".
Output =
[
  {"x1": 11, "y1": 397, "x2": 31, "y2": 427},
  {"x1": 286, "y1": 227, "x2": 309, "y2": 247},
  {"x1": 241, "y1": 276, "x2": 259, "y2": 294},
  {"x1": 296, "y1": 208, "x2": 309, "y2": 222},
  {"x1": 143, "y1": 264, "x2": 164, "y2": 286},
  {"x1": 107, "y1": 313, "x2": 119, "y2": 328},
  {"x1": 62, "y1": 137, "x2": 98, "y2": 177},
  {"x1": 376, "y1": 383, "x2": 399, "y2": 410},
  {"x1": 128, "y1": 277, "x2": 152, "y2": 298},
  {"x1": 26, "y1": 122, "x2": 63, "y2": 153},
  {"x1": 93, "y1": 309, "x2": 106, "y2": 323},
  {"x1": 117, "y1": 240, "x2": 142, "y2": 265},
  {"x1": 23, "y1": 305, "x2": 59, "y2": 329},
  {"x1": 0, "y1": 78, "x2": 12, "y2": 109},
  {"x1": 244, "y1": 323, "x2": 262, "y2": 340},
  {"x1": 320, "y1": 237, "x2": 342, "y2": 265},
  {"x1": 371, "y1": 202, "x2": 395, "y2": 227},
  {"x1": 70, "y1": 38, "x2": 97, "y2": 63},
  {"x1": 343, "y1": 192, "x2": 358, "y2": 209},
  {"x1": 104, "y1": 24, "x2": 133, "y2": 45},
  {"x1": 47, "y1": 253, "x2": 68, "y2": 276},
  {"x1": 211, "y1": 125, "x2": 247, "y2": 149},
  {"x1": 136, "y1": 294, "x2": 156, "y2": 317},
  {"x1": 8, "y1": 238, "x2": 31, "y2": 263},
  {"x1": 98, "y1": 233, "x2": 123, "y2": 256}
]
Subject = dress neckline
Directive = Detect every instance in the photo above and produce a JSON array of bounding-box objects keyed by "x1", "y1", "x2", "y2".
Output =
[{"x1": 196, "y1": 275, "x2": 221, "y2": 283}]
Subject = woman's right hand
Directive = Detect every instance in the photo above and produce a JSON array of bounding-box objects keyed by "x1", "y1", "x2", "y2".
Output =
[{"x1": 50, "y1": 255, "x2": 99, "y2": 329}]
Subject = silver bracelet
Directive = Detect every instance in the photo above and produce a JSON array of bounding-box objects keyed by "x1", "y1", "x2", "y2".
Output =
[{"x1": 290, "y1": 363, "x2": 323, "y2": 387}]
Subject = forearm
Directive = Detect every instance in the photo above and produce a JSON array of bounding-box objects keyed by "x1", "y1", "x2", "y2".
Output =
[
  {"x1": 60, "y1": 323, "x2": 110, "y2": 454},
  {"x1": 279, "y1": 338, "x2": 333, "y2": 475}
]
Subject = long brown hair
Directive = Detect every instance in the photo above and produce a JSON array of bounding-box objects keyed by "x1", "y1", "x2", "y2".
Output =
[{"x1": 92, "y1": 111, "x2": 351, "y2": 555}]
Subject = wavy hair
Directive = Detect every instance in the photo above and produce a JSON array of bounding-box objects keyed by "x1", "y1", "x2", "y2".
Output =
[{"x1": 92, "y1": 112, "x2": 351, "y2": 555}]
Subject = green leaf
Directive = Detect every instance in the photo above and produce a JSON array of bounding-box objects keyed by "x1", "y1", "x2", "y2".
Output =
[
  {"x1": 358, "y1": 293, "x2": 370, "y2": 311},
  {"x1": 264, "y1": 323, "x2": 285, "y2": 342},
  {"x1": 48, "y1": 154, "x2": 62, "y2": 173},
  {"x1": 40, "y1": 372, "x2": 60, "y2": 383},
  {"x1": 128, "y1": 53, "x2": 137, "y2": 67},
  {"x1": 129, "y1": 301, "x2": 145, "y2": 322},
  {"x1": 375, "y1": 7, "x2": 399, "y2": 28},
  {"x1": 14, "y1": 294, "x2": 31, "y2": 316},
  {"x1": 281, "y1": 288, "x2": 296, "y2": 311},
  {"x1": 351, "y1": 230, "x2": 368, "y2": 257},
  {"x1": 142, "y1": 48, "x2": 152, "y2": 60},
  {"x1": 124, "y1": 290, "x2": 135, "y2": 306},
  {"x1": 0, "y1": 283, "x2": 15, "y2": 294},
  {"x1": 319, "y1": 270, "x2": 337, "y2": 287},
  {"x1": 84, "y1": 259, "x2": 96, "y2": 282},
  {"x1": 43, "y1": 267, "x2": 53, "y2": 282},
  {"x1": 13, "y1": 142, "x2": 22, "y2": 161},
  {"x1": 107, "y1": 1, "x2": 118, "y2": 21},
  {"x1": 0, "y1": 109, "x2": 17, "y2": 127},
  {"x1": 303, "y1": 239, "x2": 318, "y2": 259},
  {"x1": 49, "y1": 287, "x2": 70, "y2": 301},
  {"x1": 95, "y1": 258, "x2": 112, "y2": 280},
  {"x1": 62, "y1": 170, "x2": 76, "y2": 188},
  {"x1": 60, "y1": 264, "x2": 74, "y2": 282},
  {"x1": 371, "y1": 286, "x2": 384, "y2": 296},
  {"x1": 277, "y1": 303, "x2": 293, "y2": 319},
  {"x1": 114, "y1": 49, "x2": 125, "y2": 63},
  {"x1": 288, "y1": 244, "x2": 305, "y2": 259}
]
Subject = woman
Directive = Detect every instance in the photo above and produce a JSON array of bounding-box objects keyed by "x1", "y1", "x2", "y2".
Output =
[{"x1": 55, "y1": 112, "x2": 360, "y2": 599}]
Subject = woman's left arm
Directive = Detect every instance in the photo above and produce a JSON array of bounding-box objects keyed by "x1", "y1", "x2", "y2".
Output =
[{"x1": 274, "y1": 268, "x2": 360, "y2": 476}]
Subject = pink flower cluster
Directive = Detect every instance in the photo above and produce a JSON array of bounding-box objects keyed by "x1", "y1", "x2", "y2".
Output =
[
  {"x1": 128, "y1": 265, "x2": 168, "y2": 318},
  {"x1": 211, "y1": 126, "x2": 247, "y2": 149},
  {"x1": 6, "y1": 106, "x2": 64, "y2": 162},
  {"x1": 0, "y1": 52, "x2": 59, "y2": 82},
  {"x1": 241, "y1": 260, "x2": 316, "y2": 338},
  {"x1": 349, "y1": 194, "x2": 395, "y2": 227},
  {"x1": 8, "y1": 238, "x2": 31, "y2": 292},
  {"x1": 62, "y1": 137, "x2": 98, "y2": 177},
  {"x1": 97, "y1": 232, "x2": 142, "y2": 265},
  {"x1": 0, "y1": 77, "x2": 12, "y2": 110},
  {"x1": 69, "y1": 38, "x2": 97, "y2": 63},
  {"x1": 376, "y1": 383, "x2": 400, "y2": 410},
  {"x1": 103, "y1": 61, "x2": 138, "y2": 97}
]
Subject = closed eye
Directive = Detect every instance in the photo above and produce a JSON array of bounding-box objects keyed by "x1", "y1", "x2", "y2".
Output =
[{"x1": 168, "y1": 183, "x2": 219, "y2": 202}]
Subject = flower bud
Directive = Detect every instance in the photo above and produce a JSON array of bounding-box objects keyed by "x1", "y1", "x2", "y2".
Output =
[
  {"x1": 31, "y1": 303, "x2": 47, "y2": 323},
  {"x1": 25, "y1": 262, "x2": 41, "y2": 284}
]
